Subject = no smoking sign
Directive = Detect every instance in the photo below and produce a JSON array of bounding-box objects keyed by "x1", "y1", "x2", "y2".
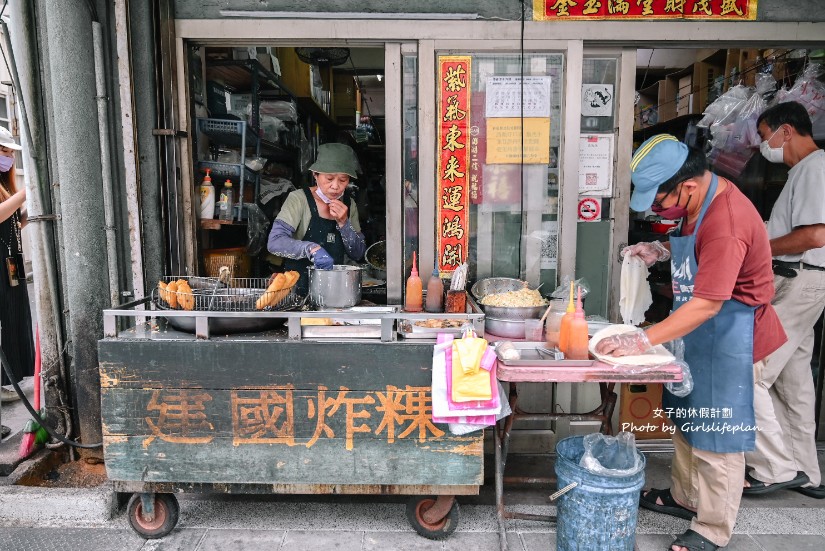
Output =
[{"x1": 578, "y1": 197, "x2": 601, "y2": 222}]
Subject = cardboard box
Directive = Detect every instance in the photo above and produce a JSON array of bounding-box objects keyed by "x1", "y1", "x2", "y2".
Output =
[
  {"x1": 657, "y1": 78, "x2": 677, "y2": 123},
  {"x1": 696, "y1": 60, "x2": 725, "y2": 111},
  {"x1": 676, "y1": 74, "x2": 694, "y2": 116},
  {"x1": 724, "y1": 48, "x2": 740, "y2": 91},
  {"x1": 634, "y1": 82, "x2": 659, "y2": 130},
  {"x1": 738, "y1": 49, "x2": 762, "y2": 87},
  {"x1": 619, "y1": 383, "x2": 673, "y2": 440},
  {"x1": 232, "y1": 47, "x2": 258, "y2": 61}
]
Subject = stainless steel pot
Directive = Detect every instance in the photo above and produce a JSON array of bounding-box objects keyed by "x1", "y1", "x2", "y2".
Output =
[{"x1": 308, "y1": 265, "x2": 363, "y2": 309}]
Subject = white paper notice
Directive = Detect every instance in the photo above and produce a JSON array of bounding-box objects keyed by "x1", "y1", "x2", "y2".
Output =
[
  {"x1": 579, "y1": 134, "x2": 614, "y2": 196},
  {"x1": 486, "y1": 76, "x2": 552, "y2": 118},
  {"x1": 540, "y1": 220, "x2": 558, "y2": 270},
  {"x1": 581, "y1": 84, "x2": 614, "y2": 117}
]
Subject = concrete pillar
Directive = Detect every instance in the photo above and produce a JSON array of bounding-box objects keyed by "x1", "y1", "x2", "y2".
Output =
[{"x1": 42, "y1": 0, "x2": 110, "y2": 452}]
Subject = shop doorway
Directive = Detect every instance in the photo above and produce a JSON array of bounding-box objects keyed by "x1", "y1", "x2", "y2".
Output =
[
  {"x1": 629, "y1": 46, "x2": 825, "y2": 438},
  {"x1": 188, "y1": 44, "x2": 389, "y2": 301}
]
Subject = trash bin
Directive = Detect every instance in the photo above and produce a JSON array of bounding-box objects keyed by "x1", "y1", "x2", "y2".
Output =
[{"x1": 554, "y1": 435, "x2": 646, "y2": 551}]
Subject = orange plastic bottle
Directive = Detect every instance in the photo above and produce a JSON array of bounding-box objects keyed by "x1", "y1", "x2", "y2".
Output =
[
  {"x1": 405, "y1": 252, "x2": 423, "y2": 312},
  {"x1": 566, "y1": 287, "x2": 590, "y2": 360},
  {"x1": 558, "y1": 282, "x2": 576, "y2": 355}
]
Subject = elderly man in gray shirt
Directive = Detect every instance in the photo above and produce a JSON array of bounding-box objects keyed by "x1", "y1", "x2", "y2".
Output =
[{"x1": 744, "y1": 101, "x2": 825, "y2": 499}]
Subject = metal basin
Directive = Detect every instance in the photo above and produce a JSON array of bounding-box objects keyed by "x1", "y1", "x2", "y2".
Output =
[
  {"x1": 308, "y1": 265, "x2": 363, "y2": 309},
  {"x1": 472, "y1": 277, "x2": 547, "y2": 320},
  {"x1": 484, "y1": 317, "x2": 526, "y2": 339}
]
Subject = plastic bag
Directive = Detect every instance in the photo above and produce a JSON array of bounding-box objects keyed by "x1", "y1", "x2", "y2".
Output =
[
  {"x1": 551, "y1": 276, "x2": 590, "y2": 300},
  {"x1": 579, "y1": 432, "x2": 644, "y2": 477},
  {"x1": 246, "y1": 204, "x2": 271, "y2": 257},
  {"x1": 661, "y1": 339, "x2": 693, "y2": 397},
  {"x1": 245, "y1": 156, "x2": 265, "y2": 172},
  {"x1": 774, "y1": 63, "x2": 825, "y2": 124},
  {"x1": 258, "y1": 100, "x2": 299, "y2": 123},
  {"x1": 697, "y1": 84, "x2": 752, "y2": 129},
  {"x1": 448, "y1": 382, "x2": 512, "y2": 435}
]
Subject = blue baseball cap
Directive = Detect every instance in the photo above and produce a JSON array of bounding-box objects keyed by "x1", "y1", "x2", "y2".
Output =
[{"x1": 629, "y1": 134, "x2": 689, "y2": 212}]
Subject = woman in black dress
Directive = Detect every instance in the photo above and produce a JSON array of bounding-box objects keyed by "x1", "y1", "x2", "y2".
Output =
[{"x1": 0, "y1": 126, "x2": 34, "y2": 437}]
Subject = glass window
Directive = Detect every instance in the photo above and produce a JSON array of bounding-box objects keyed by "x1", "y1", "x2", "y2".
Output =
[
  {"x1": 0, "y1": 95, "x2": 8, "y2": 130},
  {"x1": 576, "y1": 57, "x2": 619, "y2": 317},
  {"x1": 435, "y1": 52, "x2": 564, "y2": 290},
  {"x1": 402, "y1": 54, "x2": 418, "y2": 271}
]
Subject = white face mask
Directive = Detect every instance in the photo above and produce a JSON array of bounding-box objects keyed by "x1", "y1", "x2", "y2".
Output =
[{"x1": 760, "y1": 126, "x2": 785, "y2": 164}]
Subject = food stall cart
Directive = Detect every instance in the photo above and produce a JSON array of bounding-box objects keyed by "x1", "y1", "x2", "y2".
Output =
[{"x1": 99, "y1": 281, "x2": 487, "y2": 540}]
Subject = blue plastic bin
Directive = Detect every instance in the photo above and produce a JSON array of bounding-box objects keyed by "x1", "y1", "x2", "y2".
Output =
[{"x1": 554, "y1": 435, "x2": 646, "y2": 551}]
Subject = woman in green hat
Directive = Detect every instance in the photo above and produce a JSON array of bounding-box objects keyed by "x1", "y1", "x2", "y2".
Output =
[{"x1": 267, "y1": 143, "x2": 366, "y2": 293}]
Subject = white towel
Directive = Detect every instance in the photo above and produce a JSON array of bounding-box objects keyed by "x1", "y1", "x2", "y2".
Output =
[{"x1": 620, "y1": 254, "x2": 653, "y2": 326}]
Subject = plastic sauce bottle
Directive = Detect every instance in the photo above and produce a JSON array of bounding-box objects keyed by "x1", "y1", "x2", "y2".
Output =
[
  {"x1": 199, "y1": 168, "x2": 215, "y2": 219},
  {"x1": 425, "y1": 268, "x2": 444, "y2": 313},
  {"x1": 405, "y1": 252, "x2": 423, "y2": 312},
  {"x1": 544, "y1": 299, "x2": 566, "y2": 348},
  {"x1": 558, "y1": 282, "x2": 576, "y2": 356},
  {"x1": 219, "y1": 180, "x2": 234, "y2": 221},
  {"x1": 566, "y1": 287, "x2": 590, "y2": 360}
]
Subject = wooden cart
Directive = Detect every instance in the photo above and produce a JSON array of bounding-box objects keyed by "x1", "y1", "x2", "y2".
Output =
[{"x1": 99, "y1": 300, "x2": 485, "y2": 539}]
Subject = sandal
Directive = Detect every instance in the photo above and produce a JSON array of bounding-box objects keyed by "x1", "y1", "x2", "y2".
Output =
[
  {"x1": 639, "y1": 488, "x2": 695, "y2": 521},
  {"x1": 743, "y1": 470, "x2": 809, "y2": 495},
  {"x1": 792, "y1": 484, "x2": 825, "y2": 499},
  {"x1": 668, "y1": 529, "x2": 719, "y2": 551}
]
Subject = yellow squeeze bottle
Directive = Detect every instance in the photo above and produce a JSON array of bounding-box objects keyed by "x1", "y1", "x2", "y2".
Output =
[
  {"x1": 405, "y1": 252, "x2": 423, "y2": 312},
  {"x1": 558, "y1": 281, "x2": 576, "y2": 355},
  {"x1": 566, "y1": 287, "x2": 590, "y2": 360}
]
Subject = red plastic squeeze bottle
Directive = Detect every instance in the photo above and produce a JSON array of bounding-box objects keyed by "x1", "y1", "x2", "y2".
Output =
[
  {"x1": 405, "y1": 252, "x2": 423, "y2": 312},
  {"x1": 558, "y1": 281, "x2": 576, "y2": 355},
  {"x1": 566, "y1": 287, "x2": 590, "y2": 360}
]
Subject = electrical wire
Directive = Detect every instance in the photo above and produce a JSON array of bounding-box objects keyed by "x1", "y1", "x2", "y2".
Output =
[
  {"x1": 1, "y1": 347, "x2": 101, "y2": 449},
  {"x1": 0, "y1": 1, "x2": 7, "y2": 20},
  {"x1": 638, "y1": 49, "x2": 809, "y2": 119},
  {"x1": 518, "y1": 0, "x2": 525, "y2": 279}
]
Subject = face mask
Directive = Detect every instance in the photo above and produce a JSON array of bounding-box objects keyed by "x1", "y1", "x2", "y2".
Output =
[
  {"x1": 314, "y1": 187, "x2": 342, "y2": 204},
  {"x1": 760, "y1": 126, "x2": 785, "y2": 164},
  {"x1": 0, "y1": 155, "x2": 14, "y2": 173},
  {"x1": 651, "y1": 188, "x2": 692, "y2": 220}
]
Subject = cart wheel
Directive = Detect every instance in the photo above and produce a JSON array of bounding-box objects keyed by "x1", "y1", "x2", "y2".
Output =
[
  {"x1": 405, "y1": 496, "x2": 460, "y2": 540},
  {"x1": 126, "y1": 493, "x2": 179, "y2": 539}
]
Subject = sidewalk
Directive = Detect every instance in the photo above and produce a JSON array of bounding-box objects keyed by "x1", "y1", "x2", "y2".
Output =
[{"x1": 1, "y1": 450, "x2": 824, "y2": 550}]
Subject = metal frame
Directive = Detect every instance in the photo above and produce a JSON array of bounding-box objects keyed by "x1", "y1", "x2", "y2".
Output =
[{"x1": 102, "y1": 296, "x2": 484, "y2": 342}]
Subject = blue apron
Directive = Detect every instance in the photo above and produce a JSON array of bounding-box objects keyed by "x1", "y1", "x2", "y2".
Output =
[
  {"x1": 662, "y1": 174, "x2": 756, "y2": 453},
  {"x1": 282, "y1": 187, "x2": 349, "y2": 294}
]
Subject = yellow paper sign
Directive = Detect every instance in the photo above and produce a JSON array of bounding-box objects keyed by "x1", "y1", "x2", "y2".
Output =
[{"x1": 485, "y1": 118, "x2": 550, "y2": 165}]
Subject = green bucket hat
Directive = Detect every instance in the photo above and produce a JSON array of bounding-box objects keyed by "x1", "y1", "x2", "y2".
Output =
[{"x1": 308, "y1": 143, "x2": 360, "y2": 179}]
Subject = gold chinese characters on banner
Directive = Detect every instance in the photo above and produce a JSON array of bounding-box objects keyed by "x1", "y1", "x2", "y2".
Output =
[
  {"x1": 533, "y1": 0, "x2": 757, "y2": 20},
  {"x1": 437, "y1": 56, "x2": 472, "y2": 274}
]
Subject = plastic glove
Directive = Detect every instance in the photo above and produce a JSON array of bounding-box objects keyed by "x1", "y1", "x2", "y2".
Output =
[
  {"x1": 621, "y1": 241, "x2": 671, "y2": 267},
  {"x1": 594, "y1": 329, "x2": 653, "y2": 357},
  {"x1": 311, "y1": 247, "x2": 334, "y2": 270}
]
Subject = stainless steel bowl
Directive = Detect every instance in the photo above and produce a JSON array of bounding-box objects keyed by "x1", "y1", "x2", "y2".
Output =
[
  {"x1": 472, "y1": 277, "x2": 547, "y2": 320},
  {"x1": 484, "y1": 317, "x2": 526, "y2": 339},
  {"x1": 308, "y1": 265, "x2": 363, "y2": 309},
  {"x1": 471, "y1": 277, "x2": 526, "y2": 301},
  {"x1": 482, "y1": 304, "x2": 546, "y2": 320}
]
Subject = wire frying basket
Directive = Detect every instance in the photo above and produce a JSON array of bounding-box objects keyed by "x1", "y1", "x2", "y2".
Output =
[{"x1": 154, "y1": 276, "x2": 305, "y2": 312}]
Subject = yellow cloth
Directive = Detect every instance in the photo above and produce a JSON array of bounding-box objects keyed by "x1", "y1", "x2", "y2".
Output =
[{"x1": 451, "y1": 337, "x2": 492, "y2": 402}]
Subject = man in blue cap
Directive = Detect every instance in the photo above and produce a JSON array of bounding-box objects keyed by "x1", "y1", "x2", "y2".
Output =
[{"x1": 596, "y1": 134, "x2": 786, "y2": 551}]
